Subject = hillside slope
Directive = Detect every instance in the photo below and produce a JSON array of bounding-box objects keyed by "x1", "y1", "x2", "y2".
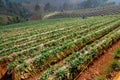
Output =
[{"x1": 44, "y1": 5, "x2": 120, "y2": 19}]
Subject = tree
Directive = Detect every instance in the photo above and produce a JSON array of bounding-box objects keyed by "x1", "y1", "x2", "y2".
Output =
[
  {"x1": 80, "y1": 0, "x2": 108, "y2": 9},
  {"x1": 7, "y1": 16, "x2": 28, "y2": 24},
  {"x1": 35, "y1": 4, "x2": 40, "y2": 11},
  {"x1": 63, "y1": 3, "x2": 69, "y2": 10},
  {"x1": 0, "y1": 0, "x2": 6, "y2": 9},
  {"x1": 6, "y1": 2, "x2": 31, "y2": 18},
  {"x1": 0, "y1": 16, "x2": 5, "y2": 25},
  {"x1": 33, "y1": 4, "x2": 43, "y2": 20},
  {"x1": 44, "y1": 3, "x2": 51, "y2": 11},
  {"x1": 0, "y1": 0, "x2": 3, "y2": 7}
]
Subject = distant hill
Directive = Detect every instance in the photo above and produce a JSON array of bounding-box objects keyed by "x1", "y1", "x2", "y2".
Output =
[
  {"x1": 109, "y1": 0, "x2": 120, "y2": 3},
  {"x1": 44, "y1": 5, "x2": 120, "y2": 19},
  {"x1": 11, "y1": 0, "x2": 120, "y2": 6},
  {"x1": 0, "y1": 0, "x2": 31, "y2": 18},
  {"x1": 1, "y1": 0, "x2": 119, "y2": 21},
  {"x1": 8, "y1": 0, "x2": 84, "y2": 6}
]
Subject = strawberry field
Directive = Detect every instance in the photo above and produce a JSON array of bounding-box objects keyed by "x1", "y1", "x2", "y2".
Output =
[{"x1": 0, "y1": 16, "x2": 120, "y2": 80}]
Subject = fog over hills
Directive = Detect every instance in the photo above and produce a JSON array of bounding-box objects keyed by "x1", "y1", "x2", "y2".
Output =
[
  {"x1": 0, "y1": 0, "x2": 120, "y2": 24},
  {"x1": 1, "y1": 0, "x2": 120, "y2": 21},
  {"x1": 109, "y1": 0, "x2": 120, "y2": 3},
  {"x1": 4, "y1": 0, "x2": 119, "y2": 8},
  {"x1": 12, "y1": 0, "x2": 120, "y2": 4}
]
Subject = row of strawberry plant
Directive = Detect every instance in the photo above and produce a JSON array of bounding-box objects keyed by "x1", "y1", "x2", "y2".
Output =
[
  {"x1": 6, "y1": 18, "x2": 116, "y2": 62},
  {"x1": 0, "y1": 18, "x2": 80, "y2": 43},
  {"x1": 0, "y1": 24, "x2": 86, "y2": 56},
  {"x1": 0, "y1": 19, "x2": 107, "y2": 64},
  {"x1": 0, "y1": 20, "x2": 87, "y2": 51},
  {"x1": 0, "y1": 16, "x2": 113, "y2": 46},
  {"x1": 32, "y1": 19, "x2": 120, "y2": 71},
  {"x1": 0, "y1": 24, "x2": 87, "y2": 58},
  {"x1": 0, "y1": 18, "x2": 84, "y2": 45},
  {"x1": 0, "y1": 17, "x2": 116, "y2": 58},
  {"x1": 12, "y1": 20, "x2": 120, "y2": 80},
  {"x1": 38, "y1": 27, "x2": 120, "y2": 80}
]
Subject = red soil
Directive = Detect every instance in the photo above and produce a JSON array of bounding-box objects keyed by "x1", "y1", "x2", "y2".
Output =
[
  {"x1": 76, "y1": 40, "x2": 120, "y2": 80},
  {"x1": 1, "y1": 41, "x2": 119, "y2": 80},
  {"x1": 0, "y1": 62, "x2": 8, "y2": 79},
  {"x1": 26, "y1": 71, "x2": 44, "y2": 80},
  {"x1": 27, "y1": 40, "x2": 120, "y2": 80}
]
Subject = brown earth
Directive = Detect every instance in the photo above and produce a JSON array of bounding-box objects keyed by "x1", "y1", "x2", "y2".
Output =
[
  {"x1": 26, "y1": 71, "x2": 44, "y2": 80},
  {"x1": 76, "y1": 40, "x2": 120, "y2": 80},
  {"x1": 0, "y1": 61, "x2": 12, "y2": 80},
  {"x1": 113, "y1": 72, "x2": 120, "y2": 80},
  {"x1": 0, "y1": 62, "x2": 8, "y2": 79},
  {"x1": 27, "y1": 40, "x2": 120, "y2": 80},
  {"x1": 1, "y1": 41, "x2": 119, "y2": 80}
]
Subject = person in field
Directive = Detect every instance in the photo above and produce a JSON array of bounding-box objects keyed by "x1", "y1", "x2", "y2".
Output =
[
  {"x1": 101, "y1": 13, "x2": 105, "y2": 16},
  {"x1": 81, "y1": 15, "x2": 86, "y2": 19}
]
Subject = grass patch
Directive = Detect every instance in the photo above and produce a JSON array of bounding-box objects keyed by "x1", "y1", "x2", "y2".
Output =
[
  {"x1": 105, "y1": 67, "x2": 112, "y2": 78},
  {"x1": 110, "y1": 60, "x2": 120, "y2": 71},
  {"x1": 113, "y1": 48, "x2": 120, "y2": 59},
  {"x1": 96, "y1": 75, "x2": 105, "y2": 80}
]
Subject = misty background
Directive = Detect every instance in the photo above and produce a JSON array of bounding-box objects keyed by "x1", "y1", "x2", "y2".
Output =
[{"x1": 0, "y1": 0, "x2": 120, "y2": 25}]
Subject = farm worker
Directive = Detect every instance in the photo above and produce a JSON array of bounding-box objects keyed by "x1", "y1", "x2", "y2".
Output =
[
  {"x1": 82, "y1": 15, "x2": 86, "y2": 19},
  {"x1": 101, "y1": 13, "x2": 105, "y2": 16}
]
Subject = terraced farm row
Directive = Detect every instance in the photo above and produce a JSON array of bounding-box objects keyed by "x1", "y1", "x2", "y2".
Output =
[
  {"x1": 44, "y1": 5, "x2": 120, "y2": 19},
  {"x1": 0, "y1": 16, "x2": 120, "y2": 80}
]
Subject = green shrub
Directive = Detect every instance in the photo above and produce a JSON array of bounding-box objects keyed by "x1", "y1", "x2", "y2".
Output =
[
  {"x1": 0, "y1": 16, "x2": 5, "y2": 25},
  {"x1": 57, "y1": 70, "x2": 65, "y2": 78},
  {"x1": 7, "y1": 16, "x2": 29, "y2": 24},
  {"x1": 105, "y1": 67, "x2": 112, "y2": 78},
  {"x1": 113, "y1": 48, "x2": 120, "y2": 59},
  {"x1": 105, "y1": 67, "x2": 112, "y2": 74},
  {"x1": 96, "y1": 75, "x2": 105, "y2": 80},
  {"x1": 110, "y1": 60, "x2": 120, "y2": 71}
]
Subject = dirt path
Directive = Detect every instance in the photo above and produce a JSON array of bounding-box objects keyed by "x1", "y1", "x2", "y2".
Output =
[
  {"x1": 76, "y1": 40, "x2": 120, "y2": 80},
  {"x1": 26, "y1": 71, "x2": 44, "y2": 80}
]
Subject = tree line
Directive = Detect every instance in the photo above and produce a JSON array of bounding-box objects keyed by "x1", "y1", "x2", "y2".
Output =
[{"x1": 0, "y1": 0, "x2": 116, "y2": 25}]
